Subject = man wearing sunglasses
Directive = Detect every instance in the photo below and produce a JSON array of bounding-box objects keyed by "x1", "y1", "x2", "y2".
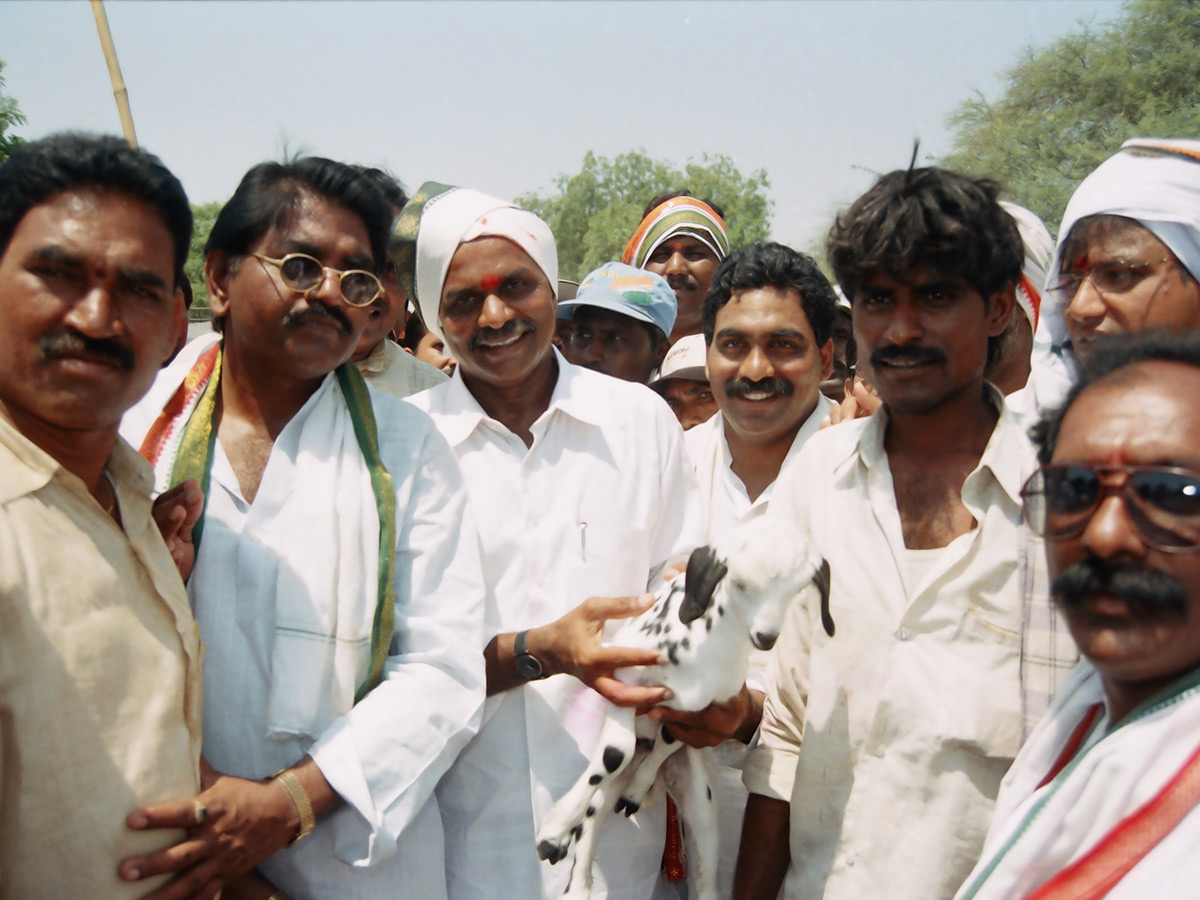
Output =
[
  {"x1": 735, "y1": 165, "x2": 1067, "y2": 900},
  {"x1": 956, "y1": 332, "x2": 1200, "y2": 899},
  {"x1": 119, "y1": 158, "x2": 486, "y2": 900},
  {"x1": 1029, "y1": 138, "x2": 1200, "y2": 414}
]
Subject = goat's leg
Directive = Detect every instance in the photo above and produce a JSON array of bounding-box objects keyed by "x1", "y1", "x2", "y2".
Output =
[
  {"x1": 561, "y1": 754, "x2": 639, "y2": 900},
  {"x1": 537, "y1": 707, "x2": 637, "y2": 865},
  {"x1": 616, "y1": 723, "x2": 685, "y2": 816},
  {"x1": 668, "y1": 747, "x2": 721, "y2": 900}
]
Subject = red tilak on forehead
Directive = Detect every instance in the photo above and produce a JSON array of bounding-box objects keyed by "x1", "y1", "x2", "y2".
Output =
[
  {"x1": 1106, "y1": 448, "x2": 1128, "y2": 465},
  {"x1": 480, "y1": 274, "x2": 501, "y2": 292}
]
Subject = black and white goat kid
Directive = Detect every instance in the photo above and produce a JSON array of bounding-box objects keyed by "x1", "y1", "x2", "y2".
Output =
[{"x1": 535, "y1": 517, "x2": 831, "y2": 900}]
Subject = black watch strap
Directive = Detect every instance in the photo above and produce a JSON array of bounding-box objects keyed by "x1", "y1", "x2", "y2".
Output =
[{"x1": 514, "y1": 630, "x2": 546, "y2": 680}]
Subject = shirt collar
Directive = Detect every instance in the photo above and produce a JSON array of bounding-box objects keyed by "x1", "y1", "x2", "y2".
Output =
[
  {"x1": 355, "y1": 339, "x2": 393, "y2": 376},
  {"x1": 842, "y1": 383, "x2": 1031, "y2": 507},
  {"x1": 432, "y1": 347, "x2": 609, "y2": 447}
]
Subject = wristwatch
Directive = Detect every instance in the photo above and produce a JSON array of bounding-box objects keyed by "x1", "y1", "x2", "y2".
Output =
[{"x1": 514, "y1": 630, "x2": 546, "y2": 680}]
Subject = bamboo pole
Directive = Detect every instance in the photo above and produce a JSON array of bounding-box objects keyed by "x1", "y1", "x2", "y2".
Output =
[{"x1": 90, "y1": 0, "x2": 138, "y2": 148}]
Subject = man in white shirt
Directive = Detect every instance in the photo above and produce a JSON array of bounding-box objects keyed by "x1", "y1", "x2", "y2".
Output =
[
  {"x1": 119, "y1": 159, "x2": 486, "y2": 900},
  {"x1": 396, "y1": 181, "x2": 704, "y2": 900},
  {"x1": 956, "y1": 332, "x2": 1200, "y2": 900},
  {"x1": 735, "y1": 165, "x2": 1049, "y2": 900},
  {"x1": 655, "y1": 240, "x2": 837, "y2": 898}
]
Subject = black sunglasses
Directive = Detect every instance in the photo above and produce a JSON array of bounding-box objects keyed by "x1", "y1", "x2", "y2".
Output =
[{"x1": 1021, "y1": 464, "x2": 1200, "y2": 553}]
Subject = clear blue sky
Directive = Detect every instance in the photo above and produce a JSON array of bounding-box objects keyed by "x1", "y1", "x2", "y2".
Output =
[{"x1": 2, "y1": 0, "x2": 1123, "y2": 251}]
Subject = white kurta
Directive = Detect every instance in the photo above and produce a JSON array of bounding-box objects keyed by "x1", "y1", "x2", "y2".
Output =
[
  {"x1": 681, "y1": 396, "x2": 833, "y2": 900},
  {"x1": 355, "y1": 337, "x2": 448, "y2": 400},
  {"x1": 125, "y1": 372, "x2": 487, "y2": 900},
  {"x1": 955, "y1": 662, "x2": 1200, "y2": 900},
  {"x1": 408, "y1": 353, "x2": 705, "y2": 900},
  {"x1": 745, "y1": 391, "x2": 1041, "y2": 900}
]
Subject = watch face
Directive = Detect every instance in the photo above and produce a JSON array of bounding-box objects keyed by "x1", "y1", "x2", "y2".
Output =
[{"x1": 516, "y1": 653, "x2": 544, "y2": 680}]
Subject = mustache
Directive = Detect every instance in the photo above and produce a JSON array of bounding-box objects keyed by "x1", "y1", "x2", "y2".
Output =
[
  {"x1": 1052, "y1": 557, "x2": 1188, "y2": 622},
  {"x1": 38, "y1": 330, "x2": 134, "y2": 371},
  {"x1": 870, "y1": 344, "x2": 946, "y2": 367},
  {"x1": 666, "y1": 275, "x2": 699, "y2": 294},
  {"x1": 724, "y1": 377, "x2": 794, "y2": 399},
  {"x1": 469, "y1": 320, "x2": 531, "y2": 351},
  {"x1": 283, "y1": 302, "x2": 352, "y2": 335}
]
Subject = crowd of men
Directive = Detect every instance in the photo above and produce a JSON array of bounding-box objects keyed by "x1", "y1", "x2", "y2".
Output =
[{"x1": 2, "y1": 130, "x2": 1199, "y2": 900}]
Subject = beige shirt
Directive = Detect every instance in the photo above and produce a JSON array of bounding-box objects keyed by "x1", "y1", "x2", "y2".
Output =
[
  {"x1": 354, "y1": 338, "x2": 447, "y2": 400},
  {"x1": 0, "y1": 415, "x2": 202, "y2": 899},
  {"x1": 744, "y1": 392, "x2": 1037, "y2": 900}
]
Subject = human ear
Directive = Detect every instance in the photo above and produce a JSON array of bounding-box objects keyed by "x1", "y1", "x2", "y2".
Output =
[
  {"x1": 205, "y1": 251, "x2": 233, "y2": 324},
  {"x1": 986, "y1": 283, "x2": 1017, "y2": 338},
  {"x1": 818, "y1": 337, "x2": 835, "y2": 380}
]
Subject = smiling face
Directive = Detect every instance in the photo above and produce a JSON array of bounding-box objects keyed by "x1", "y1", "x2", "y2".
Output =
[
  {"x1": 1061, "y1": 219, "x2": 1200, "y2": 360},
  {"x1": 438, "y1": 235, "x2": 556, "y2": 390},
  {"x1": 852, "y1": 266, "x2": 1012, "y2": 415},
  {"x1": 208, "y1": 191, "x2": 377, "y2": 383},
  {"x1": 0, "y1": 189, "x2": 185, "y2": 440},
  {"x1": 644, "y1": 235, "x2": 720, "y2": 337},
  {"x1": 1046, "y1": 361, "x2": 1200, "y2": 710},
  {"x1": 707, "y1": 285, "x2": 832, "y2": 446}
]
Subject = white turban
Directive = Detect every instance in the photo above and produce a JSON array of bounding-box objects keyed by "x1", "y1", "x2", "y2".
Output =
[
  {"x1": 390, "y1": 182, "x2": 557, "y2": 341},
  {"x1": 1029, "y1": 138, "x2": 1200, "y2": 414}
]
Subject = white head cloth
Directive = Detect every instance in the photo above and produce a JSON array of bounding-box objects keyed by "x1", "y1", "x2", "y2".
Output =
[
  {"x1": 999, "y1": 201, "x2": 1054, "y2": 328},
  {"x1": 409, "y1": 187, "x2": 557, "y2": 341},
  {"x1": 1029, "y1": 138, "x2": 1200, "y2": 414}
]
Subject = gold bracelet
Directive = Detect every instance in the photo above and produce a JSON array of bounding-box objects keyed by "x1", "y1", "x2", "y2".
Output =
[{"x1": 270, "y1": 768, "x2": 315, "y2": 846}]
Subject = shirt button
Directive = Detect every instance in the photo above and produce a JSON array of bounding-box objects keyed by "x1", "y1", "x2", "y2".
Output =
[{"x1": 895, "y1": 626, "x2": 912, "y2": 641}]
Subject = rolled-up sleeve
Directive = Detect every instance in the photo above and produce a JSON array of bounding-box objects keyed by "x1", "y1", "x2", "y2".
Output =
[{"x1": 309, "y1": 427, "x2": 487, "y2": 865}]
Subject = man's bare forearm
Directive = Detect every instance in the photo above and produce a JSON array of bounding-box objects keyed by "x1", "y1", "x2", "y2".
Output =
[{"x1": 733, "y1": 792, "x2": 792, "y2": 900}]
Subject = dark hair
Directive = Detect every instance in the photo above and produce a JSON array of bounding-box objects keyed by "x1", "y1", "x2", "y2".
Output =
[
  {"x1": 641, "y1": 189, "x2": 726, "y2": 222},
  {"x1": 351, "y1": 165, "x2": 408, "y2": 217},
  {"x1": 1032, "y1": 331, "x2": 1200, "y2": 464},
  {"x1": 0, "y1": 132, "x2": 192, "y2": 285},
  {"x1": 826, "y1": 165, "x2": 1023, "y2": 302},
  {"x1": 702, "y1": 241, "x2": 837, "y2": 347},
  {"x1": 205, "y1": 157, "x2": 393, "y2": 332},
  {"x1": 399, "y1": 309, "x2": 428, "y2": 351}
]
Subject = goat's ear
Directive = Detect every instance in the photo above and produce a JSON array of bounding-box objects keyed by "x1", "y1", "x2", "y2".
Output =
[
  {"x1": 814, "y1": 558, "x2": 834, "y2": 637},
  {"x1": 679, "y1": 545, "x2": 727, "y2": 624}
]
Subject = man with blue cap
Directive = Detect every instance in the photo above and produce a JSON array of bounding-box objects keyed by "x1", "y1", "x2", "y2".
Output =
[{"x1": 559, "y1": 261, "x2": 677, "y2": 384}]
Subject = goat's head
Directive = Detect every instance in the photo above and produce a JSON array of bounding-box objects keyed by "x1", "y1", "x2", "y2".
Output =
[{"x1": 678, "y1": 517, "x2": 830, "y2": 649}]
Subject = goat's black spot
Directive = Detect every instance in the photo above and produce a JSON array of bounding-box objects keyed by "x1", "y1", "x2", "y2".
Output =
[
  {"x1": 681, "y1": 636, "x2": 690, "y2": 650},
  {"x1": 603, "y1": 746, "x2": 625, "y2": 773},
  {"x1": 586, "y1": 806, "x2": 596, "y2": 818},
  {"x1": 571, "y1": 824, "x2": 583, "y2": 840},
  {"x1": 717, "y1": 605, "x2": 724, "y2": 616},
  {"x1": 666, "y1": 641, "x2": 680, "y2": 665},
  {"x1": 588, "y1": 773, "x2": 602, "y2": 785},
  {"x1": 705, "y1": 617, "x2": 713, "y2": 631},
  {"x1": 662, "y1": 728, "x2": 677, "y2": 745},
  {"x1": 706, "y1": 786, "x2": 712, "y2": 801}
]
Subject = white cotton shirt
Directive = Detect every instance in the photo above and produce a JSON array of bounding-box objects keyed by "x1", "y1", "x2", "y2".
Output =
[
  {"x1": 407, "y1": 352, "x2": 705, "y2": 900},
  {"x1": 179, "y1": 382, "x2": 486, "y2": 900},
  {"x1": 745, "y1": 389, "x2": 1038, "y2": 900},
  {"x1": 681, "y1": 395, "x2": 833, "y2": 900},
  {"x1": 955, "y1": 663, "x2": 1200, "y2": 900}
]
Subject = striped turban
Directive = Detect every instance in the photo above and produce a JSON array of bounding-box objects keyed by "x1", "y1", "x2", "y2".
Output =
[
  {"x1": 389, "y1": 181, "x2": 557, "y2": 341},
  {"x1": 622, "y1": 197, "x2": 730, "y2": 269}
]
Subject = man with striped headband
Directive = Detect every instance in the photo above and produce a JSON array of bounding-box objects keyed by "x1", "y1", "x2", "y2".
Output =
[
  {"x1": 624, "y1": 191, "x2": 730, "y2": 342},
  {"x1": 396, "y1": 182, "x2": 704, "y2": 900},
  {"x1": 1029, "y1": 138, "x2": 1200, "y2": 414},
  {"x1": 117, "y1": 158, "x2": 486, "y2": 900}
]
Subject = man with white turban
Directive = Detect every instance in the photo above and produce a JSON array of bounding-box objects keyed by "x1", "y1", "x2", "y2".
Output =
[
  {"x1": 1029, "y1": 138, "x2": 1200, "y2": 413},
  {"x1": 396, "y1": 183, "x2": 704, "y2": 900}
]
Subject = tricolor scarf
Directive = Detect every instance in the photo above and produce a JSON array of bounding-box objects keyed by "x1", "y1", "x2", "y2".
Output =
[
  {"x1": 622, "y1": 197, "x2": 729, "y2": 269},
  {"x1": 139, "y1": 342, "x2": 396, "y2": 722}
]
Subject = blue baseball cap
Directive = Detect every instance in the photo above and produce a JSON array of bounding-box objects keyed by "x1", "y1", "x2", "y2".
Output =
[{"x1": 557, "y1": 262, "x2": 677, "y2": 340}]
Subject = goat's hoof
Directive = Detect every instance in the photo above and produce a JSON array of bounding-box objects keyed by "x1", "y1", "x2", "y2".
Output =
[
  {"x1": 537, "y1": 838, "x2": 569, "y2": 864},
  {"x1": 614, "y1": 796, "x2": 640, "y2": 817}
]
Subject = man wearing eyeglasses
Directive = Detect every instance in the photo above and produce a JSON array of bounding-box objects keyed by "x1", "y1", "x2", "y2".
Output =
[
  {"x1": 1029, "y1": 138, "x2": 1200, "y2": 414},
  {"x1": 956, "y1": 331, "x2": 1200, "y2": 900},
  {"x1": 735, "y1": 165, "x2": 1067, "y2": 900},
  {"x1": 118, "y1": 158, "x2": 486, "y2": 900}
]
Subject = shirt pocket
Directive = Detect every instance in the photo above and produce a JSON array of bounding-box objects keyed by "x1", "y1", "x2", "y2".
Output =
[{"x1": 567, "y1": 523, "x2": 652, "y2": 600}]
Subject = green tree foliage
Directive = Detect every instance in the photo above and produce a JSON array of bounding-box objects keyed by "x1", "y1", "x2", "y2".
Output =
[
  {"x1": 518, "y1": 150, "x2": 773, "y2": 281},
  {"x1": 0, "y1": 59, "x2": 27, "y2": 164},
  {"x1": 942, "y1": 0, "x2": 1200, "y2": 231},
  {"x1": 185, "y1": 202, "x2": 222, "y2": 314}
]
